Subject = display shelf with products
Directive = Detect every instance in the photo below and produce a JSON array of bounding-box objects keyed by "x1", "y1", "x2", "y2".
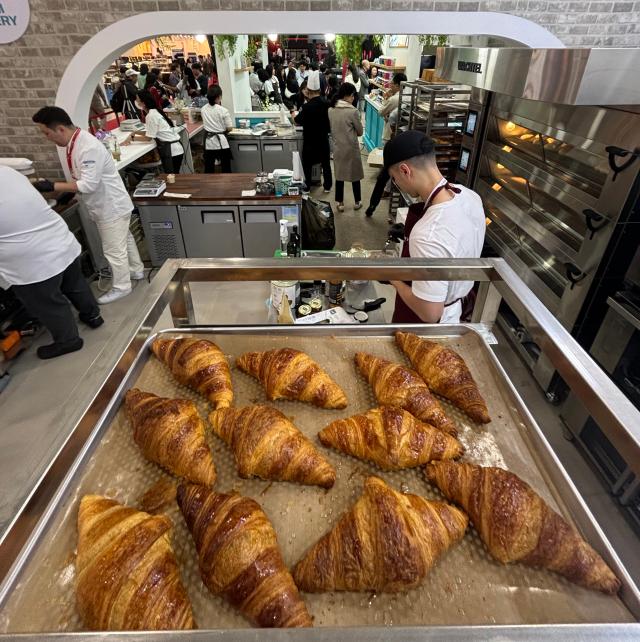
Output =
[{"x1": 374, "y1": 63, "x2": 406, "y2": 71}]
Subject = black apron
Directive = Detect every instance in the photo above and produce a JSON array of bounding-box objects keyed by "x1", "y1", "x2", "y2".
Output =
[{"x1": 392, "y1": 180, "x2": 476, "y2": 324}]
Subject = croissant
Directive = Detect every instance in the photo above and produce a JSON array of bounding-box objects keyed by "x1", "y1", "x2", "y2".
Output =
[
  {"x1": 209, "y1": 404, "x2": 335, "y2": 488},
  {"x1": 76, "y1": 495, "x2": 195, "y2": 631},
  {"x1": 354, "y1": 352, "x2": 457, "y2": 436},
  {"x1": 236, "y1": 348, "x2": 347, "y2": 409},
  {"x1": 151, "y1": 337, "x2": 233, "y2": 409},
  {"x1": 292, "y1": 476, "x2": 468, "y2": 592},
  {"x1": 395, "y1": 332, "x2": 490, "y2": 424},
  {"x1": 319, "y1": 406, "x2": 462, "y2": 470},
  {"x1": 177, "y1": 483, "x2": 312, "y2": 627},
  {"x1": 125, "y1": 388, "x2": 216, "y2": 486},
  {"x1": 425, "y1": 461, "x2": 621, "y2": 594}
]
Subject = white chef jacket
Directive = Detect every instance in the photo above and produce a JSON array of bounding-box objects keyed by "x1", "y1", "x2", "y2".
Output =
[
  {"x1": 68, "y1": 129, "x2": 133, "y2": 223},
  {"x1": 409, "y1": 183, "x2": 486, "y2": 324},
  {"x1": 201, "y1": 103, "x2": 233, "y2": 151},
  {"x1": 0, "y1": 167, "x2": 80, "y2": 288},
  {"x1": 144, "y1": 109, "x2": 183, "y2": 157}
]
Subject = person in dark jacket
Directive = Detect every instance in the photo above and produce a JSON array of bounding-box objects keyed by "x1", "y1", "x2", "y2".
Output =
[
  {"x1": 294, "y1": 70, "x2": 332, "y2": 193},
  {"x1": 191, "y1": 62, "x2": 208, "y2": 96}
]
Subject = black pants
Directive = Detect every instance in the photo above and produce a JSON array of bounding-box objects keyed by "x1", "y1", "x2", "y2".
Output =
[
  {"x1": 204, "y1": 148, "x2": 232, "y2": 173},
  {"x1": 335, "y1": 180, "x2": 362, "y2": 203},
  {"x1": 172, "y1": 153, "x2": 183, "y2": 174},
  {"x1": 367, "y1": 166, "x2": 390, "y2": 215},
  {"x1": 12, "y1": 257, "x2": 100, "y2": 344},
  {"x1": 303, "y1": 150, "x2": 332, "y2": 191}
]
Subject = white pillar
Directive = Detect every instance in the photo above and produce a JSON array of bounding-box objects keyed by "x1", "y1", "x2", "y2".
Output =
[
  {"x1": 407, "y1": 35, "x2": 422, "y2": 82},
  {"x1": 214, "y1": 35, "x2": 252, "y2": 117}
]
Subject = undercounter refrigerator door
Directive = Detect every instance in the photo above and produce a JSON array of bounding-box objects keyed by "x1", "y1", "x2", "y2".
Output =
[
  {"x1": 229, "y1": 139, "x2": 263, "y2": 173},
  {"x1": 240, "y1": 204, "x2": 299, "y2": 257},
  {"x1": 260, "y1": 139, "x2": 299, "y2": 172},
  {"x1": 178, "y1": 205, "x2": 243, "y2": 258}
]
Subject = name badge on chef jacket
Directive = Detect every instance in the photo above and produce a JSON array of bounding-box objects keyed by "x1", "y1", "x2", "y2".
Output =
[{"x1": 0, "y1": 1, "x2": 30, "y2": 43}]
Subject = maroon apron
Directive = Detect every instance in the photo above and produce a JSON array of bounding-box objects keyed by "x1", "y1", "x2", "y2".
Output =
[{"x1": 392, "y1": 181, "x2": 473, "y2": 324}]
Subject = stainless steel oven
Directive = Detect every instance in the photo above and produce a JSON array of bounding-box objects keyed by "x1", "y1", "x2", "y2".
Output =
[{"x1": 441, "y1": 47, "x2": 640, "y2": 393}]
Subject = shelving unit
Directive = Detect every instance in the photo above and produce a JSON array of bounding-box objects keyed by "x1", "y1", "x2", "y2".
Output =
[
  {"x1": 374, "y1": 63, "x2": 406, "y2": 72},
  {"x1": 399, "y1": 80, "x2": 470, "y2": 179}
]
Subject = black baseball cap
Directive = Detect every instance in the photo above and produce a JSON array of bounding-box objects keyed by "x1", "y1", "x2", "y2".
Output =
[{"x1": 383, "y1": 130, "x2": 435, "y2": 169}]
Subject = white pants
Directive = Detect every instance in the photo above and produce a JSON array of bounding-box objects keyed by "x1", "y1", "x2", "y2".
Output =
[{"x1": 95, "y1": 214, "x2": 144, "y2": 292}]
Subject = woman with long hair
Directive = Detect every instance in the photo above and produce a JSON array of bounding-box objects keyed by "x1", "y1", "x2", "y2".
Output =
[
  {"x1": 284, "y1": 68, "x2": 299, "y2": 110},
  {"x1": 143, "y1": 72, "x2": 164, "y2": 110},
  {"x1": 128, "y1": 89, "x2": 184, "y2": 174},
  {"x1": 328, "y1": 82, "x2": 363, "y2": 211}
]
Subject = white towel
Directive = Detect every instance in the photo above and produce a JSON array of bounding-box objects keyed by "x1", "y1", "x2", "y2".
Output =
[{"x1": 0, "y1": 157, "x2": 33, "y2": 170}]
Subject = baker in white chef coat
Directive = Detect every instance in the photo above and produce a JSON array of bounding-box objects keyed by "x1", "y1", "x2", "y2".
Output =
[
  {"x1": 0, "y1": 167, "x2": 103, "y2": 359},
  {"x1": 32, "y1": 106, "x2": 144, "y2": 305}
]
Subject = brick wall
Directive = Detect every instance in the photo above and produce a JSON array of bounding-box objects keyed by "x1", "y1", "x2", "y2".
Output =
[{"x1": 1, "y1": 0, "x2": 638, "y2": 177}]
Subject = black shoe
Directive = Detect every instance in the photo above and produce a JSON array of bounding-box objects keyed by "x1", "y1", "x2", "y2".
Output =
[
  {"x1": 79, "y1": 312, "x2": 104, "y2": 329},
  {"x1": 365, "y1": 208, "x2": 374, "y2": 218},
  {"x1": 37, "y1": 337, "x2": 84, "y2": 360}
]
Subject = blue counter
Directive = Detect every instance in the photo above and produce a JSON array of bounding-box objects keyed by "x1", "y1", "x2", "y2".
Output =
[{"x1": 363, "y1": 96, "x2": 384, "y2": 152}]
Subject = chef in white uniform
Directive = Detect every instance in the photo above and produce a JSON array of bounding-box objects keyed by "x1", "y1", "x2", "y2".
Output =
[
  {"x1": 0, "y1": 167, "x2": 102, "y2": 359},
  {"x1": 32, "y1": 106, "x2": 144, "y2": 304}
]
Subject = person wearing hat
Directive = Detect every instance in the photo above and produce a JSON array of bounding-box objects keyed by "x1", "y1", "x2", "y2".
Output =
[
  {"x1": 384, "y1": 130, "x2": 485, "y2": 324},
  {"x1": 294, "y1": 69, "x2": 332, "y2": 193},
  {"x1": 111, "y1": 68, "x2": 140, "y2": 120}
]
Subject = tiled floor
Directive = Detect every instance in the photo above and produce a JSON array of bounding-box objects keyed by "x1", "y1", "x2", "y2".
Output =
[{"x1": 1, "y1": 166, "x2": 638, "y2": 604}]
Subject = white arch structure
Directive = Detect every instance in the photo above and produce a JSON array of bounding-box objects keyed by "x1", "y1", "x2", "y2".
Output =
[{"x1": 55, "y1": 10, "x2": 564, "y2": 170}]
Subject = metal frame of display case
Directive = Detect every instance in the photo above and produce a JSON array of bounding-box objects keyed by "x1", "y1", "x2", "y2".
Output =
[{"x1": 1, "y1": 257, "x2": 639, "y2": 641}]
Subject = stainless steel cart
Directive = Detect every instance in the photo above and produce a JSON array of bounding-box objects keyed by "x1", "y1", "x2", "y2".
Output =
[{"x1": 1, "y1": 257, "x2": 639, "y2": 640}]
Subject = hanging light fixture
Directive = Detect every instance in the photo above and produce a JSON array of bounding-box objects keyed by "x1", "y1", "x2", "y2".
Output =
[
  {"x1": 324, "y1": 33, "x2": 336, "y2": 42},
  {"x1": 195, "y1": 34, "x2": 206, "y2": 43},
  {"x1": 268, "y1": 34, "x2": 278, "y2": 42}
]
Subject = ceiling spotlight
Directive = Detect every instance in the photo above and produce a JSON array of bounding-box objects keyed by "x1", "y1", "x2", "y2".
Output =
[
  {"x1": 195, "y1": 34, "x2": 206, "y2": 43},
  {"x1": 268, "y1": 34, "x2": 278, "y2": 42},
  {"x1": 324, "y1": 33, "x2": 336, "y2": 42}
]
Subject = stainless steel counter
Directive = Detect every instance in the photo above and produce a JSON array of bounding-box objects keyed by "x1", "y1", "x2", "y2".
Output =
[{"x1": 0, "y1": 258, "x2": 639, "y2": 639}]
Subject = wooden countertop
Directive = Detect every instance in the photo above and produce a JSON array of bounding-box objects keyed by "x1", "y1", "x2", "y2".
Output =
[{"x1": 133, "y1": 173, "x2": 302, "y2": 204}]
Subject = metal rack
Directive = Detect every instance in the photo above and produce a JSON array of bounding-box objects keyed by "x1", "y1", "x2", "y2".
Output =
[
  {"x1": 0, "y1": 258, "x2": 639, "y2": 640},
  {"x1": 398, "y1": 80, "x2": 470, "y2": 180}
]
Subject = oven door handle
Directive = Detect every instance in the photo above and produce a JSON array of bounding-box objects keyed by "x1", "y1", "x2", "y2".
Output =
[
  {"x1": 605, "y1": 145, "x2": 640, "y2": 181},
  {"x1": 584, "y1": 208, "x2": 609, "y2": 239},
  {"x1": 564, "y1": 262, "x2": 587, "y2": 290}
]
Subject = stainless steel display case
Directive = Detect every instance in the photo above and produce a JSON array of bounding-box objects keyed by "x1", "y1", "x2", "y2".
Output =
[{"x1": 1, "y1": 258, "x2": 640, "y2": 640}]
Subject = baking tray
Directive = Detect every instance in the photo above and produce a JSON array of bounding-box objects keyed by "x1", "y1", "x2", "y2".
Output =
[{"x1": 0, "y1": 325, "x2": 637, "y2": 634}]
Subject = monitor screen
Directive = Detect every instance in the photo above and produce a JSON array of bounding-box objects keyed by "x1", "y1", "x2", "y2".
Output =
[
  {"x1": 459, "y1": 148, "x2": 470, "y2": 172},
  {"x1": 465, "y1": 110, "x2": 478, "y2": 137}
]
